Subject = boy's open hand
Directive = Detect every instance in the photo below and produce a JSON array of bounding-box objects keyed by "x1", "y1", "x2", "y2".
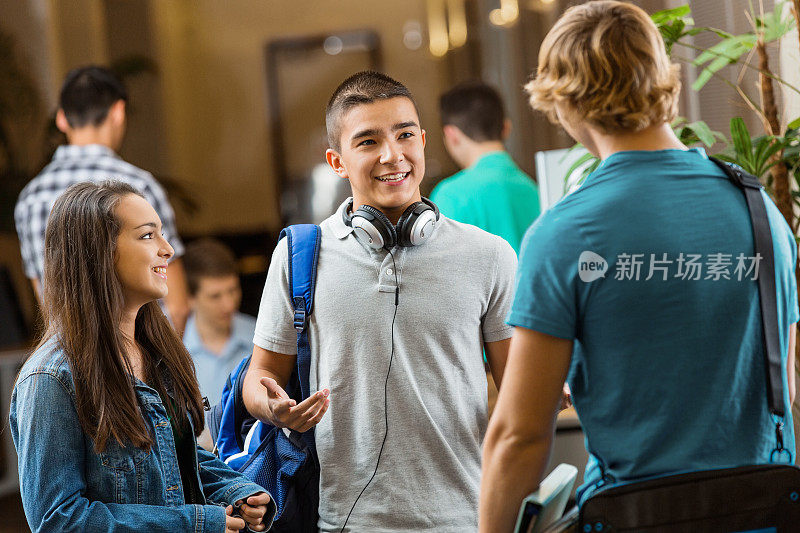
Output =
[
  {"x1": 260, "y1": 377, "x2": 330, "y2": 432},
  {"x1": 234, "y1": 492, "x2": 272, "y2": 531}
]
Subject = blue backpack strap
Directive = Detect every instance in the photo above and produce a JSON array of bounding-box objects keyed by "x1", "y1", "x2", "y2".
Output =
[
  {"x1": 212, "y1": 356, "x2": 256, "y2": 461},
  {"x1": 279, "y1": 224, "x2": 321, "y2": 402}
]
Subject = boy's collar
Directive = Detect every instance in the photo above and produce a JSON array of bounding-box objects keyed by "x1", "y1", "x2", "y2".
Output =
[{"x1": 330, "y1": 198, "x2": 355, "y2": 239}]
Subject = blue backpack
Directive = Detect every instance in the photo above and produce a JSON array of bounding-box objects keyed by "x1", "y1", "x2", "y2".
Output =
[{"x1": 207, "y1": 224, "x2": 321, "y2": 533}]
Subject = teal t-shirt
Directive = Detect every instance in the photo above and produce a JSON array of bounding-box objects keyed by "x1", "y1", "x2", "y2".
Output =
[
  {"x1": 507, "y1": 148, "x2": 798, "y2": 504},
  {"x1": 431, "y1": 151, "x2": 540, "y2": 254}
]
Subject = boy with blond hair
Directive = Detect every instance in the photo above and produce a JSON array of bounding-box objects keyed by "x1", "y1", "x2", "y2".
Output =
[{"x1": 480, "y1": 2, "x2": 798, "y2": 530}]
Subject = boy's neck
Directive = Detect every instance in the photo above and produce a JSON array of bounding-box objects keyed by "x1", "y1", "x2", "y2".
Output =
[
  {"x1": 592, "y1": 122, "x2": 687, "y2": 160},
  {"x1": 462, "y1": 141, "x2": 505, "y2": 169},
  {"x1": 67, "y1": 125, "x2": 119, "y2": 152},
  {"x1": 195, "y1": 314, "x2": 233, "y2": 355},
  {"x1": 352, "y1": 193, "x2": 423, "y2": 225}
]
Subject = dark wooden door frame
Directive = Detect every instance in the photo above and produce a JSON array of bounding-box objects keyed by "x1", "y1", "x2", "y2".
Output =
[{"x1": 264, "y1": 30, "x2": 382, "y2": 226}]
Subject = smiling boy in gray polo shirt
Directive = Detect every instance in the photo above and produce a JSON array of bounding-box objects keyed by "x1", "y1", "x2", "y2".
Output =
[{"x1": 243, "y1": 71, "x2": 517, "y2": 532}]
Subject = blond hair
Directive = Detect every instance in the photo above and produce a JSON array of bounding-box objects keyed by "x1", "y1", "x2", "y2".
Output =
[{"x1": 525, "y1": 0, "x2": 680, "y2": 133}]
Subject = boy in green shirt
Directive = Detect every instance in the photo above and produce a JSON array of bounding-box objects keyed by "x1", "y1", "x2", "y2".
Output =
[{"x1": 431, "y1": 81, "x2": 540, "y2": 253}]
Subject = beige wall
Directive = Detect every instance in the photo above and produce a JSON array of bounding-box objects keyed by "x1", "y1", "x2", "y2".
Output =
[
  {"x1": 4, "y1": 0, "x2": 452, "y2": 236},
  {"x1": 148, "y1": 0, "x2": 450, "y2": 235},
  {"x1": 781, "y1": 26, "x2": 800, "y2": 128},
  {"x1": 0, "y1": 0, "x2": 58, "y2": 107},
  {"x1": 51, "y1": 0, "x2": 110, "y2": 77},
  {"x1": 0, "y1": 0, "x2": 455, "y2": 325}
]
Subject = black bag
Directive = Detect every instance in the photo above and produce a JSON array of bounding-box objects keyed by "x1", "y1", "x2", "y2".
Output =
[
  {"x1": 577, "y1": 158, "x2": 800, "y2": 533},
  {"x1": 579, "y1": 465, "x2": 800, "y2": 532}
]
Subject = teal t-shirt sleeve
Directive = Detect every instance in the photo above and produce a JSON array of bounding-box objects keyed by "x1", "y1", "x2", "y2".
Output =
[
  {"x1": 506, "y1": 212, "x2": 583, "y2": 340},
  {"x1": 786, "y1": 230, "x2": 799, "y2": 325},
  {"x1": 764, "y1": 190, "x2": 800, "y2": 325}
]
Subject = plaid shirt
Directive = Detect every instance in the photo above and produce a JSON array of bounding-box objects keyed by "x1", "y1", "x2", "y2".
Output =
[{"x1": 15, "y1": 144, "x2": 185, "y2": 280}]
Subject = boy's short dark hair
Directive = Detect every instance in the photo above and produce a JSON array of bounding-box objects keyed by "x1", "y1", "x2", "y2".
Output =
[
  {"x1": 439, "y1": 82, "x2": 505, "y2": 142},
  {"x1": 59, "y1": 65, "x2": 128, "y2": 128},
  {"x1": 183, "y1": 238, "x2": 238, "y2": 295},
  {"x1": 325, "y1": 71, "x2": 418, "y2": 152}
]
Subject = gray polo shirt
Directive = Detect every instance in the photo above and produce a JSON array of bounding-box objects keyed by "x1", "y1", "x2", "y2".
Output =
[{"x1": 254, "y1": 199, "x2": 517, "y2": 532}]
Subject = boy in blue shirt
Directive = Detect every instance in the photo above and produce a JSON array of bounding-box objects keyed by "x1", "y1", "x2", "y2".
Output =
[
  {"x1": 480, "y1": 2, "x2": 798, "y2": 531},
  {"x1": 182, "y1": 238, "x2": 256, "y2": 407}
]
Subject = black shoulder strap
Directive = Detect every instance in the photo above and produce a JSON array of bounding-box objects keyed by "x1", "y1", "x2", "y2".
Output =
[{"x1": 708, "y1": 157, "x2": 784, "y2": 419}]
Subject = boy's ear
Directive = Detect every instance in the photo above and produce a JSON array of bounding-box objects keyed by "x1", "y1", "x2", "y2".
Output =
[
  {"x1": 421, "y1": 128, "x2": 426, "y2": 148},
  {"x1": 502, "y1": 119, "x2": 512, "y2": 140},
  {"x1": 442, "y1": 125, "x2": 460, "y2": 145},
  {"x1": 326, "y1": 148, "x2": 348, "y2": 179},
  {"x1": 108, "y1": 100, "x2": 126, "y2": 126},
  {"x1": 55, "y1": 109, "x2": 70, "y2": 134}
]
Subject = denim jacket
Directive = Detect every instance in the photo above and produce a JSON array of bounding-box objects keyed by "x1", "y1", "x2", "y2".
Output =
[{"x1": 9, "y1": 337, "x2": 276, "y2": 532}]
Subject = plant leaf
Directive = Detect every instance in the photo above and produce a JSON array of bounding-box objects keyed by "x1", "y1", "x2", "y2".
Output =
[
  {"x1": 565, "y1": 151, "x2": 596, "y2": 182},
  {"x1": 651, "y1": 5, "x2": 691, "y2": 25},
  {"x1": 713, "y1": 153, "x2": 739, "y2": 165},
  {"x1": 562, "y1": 142, "x2": 583, "y2": 157},
  {"x1": 763, "y1": 137, "x2": 786, "y2": 160},
  {"x1": 730, "y1": 117, "x2": 753, "y2": 162},
  {"x1": 756, "y1": 3, "x2": 795, "y2": 42},
  {"x1": 693, "y1": 34, "x2": 756, "y2": 66},
  {"x1": 693, "y1": 26, "x2": 733, "y2": 39},
  {"x1": 652, "y1": 5, "x2": 694, "y2": 52},
  {"x1": 783, "y1": 143, "x2": 800, "y2": 159},
  {"x1": 692, "y1": 55, "x2": 732, "y2": 90},
  {"x1": 685, "y1": 120, "x2": 721, "y2": 147},
  {"x1": 752, "y1": 136, "x2": 783, "y2": 176},
  {"x1": 573, "y1": 159, "x2": 601, "y2": 193}
]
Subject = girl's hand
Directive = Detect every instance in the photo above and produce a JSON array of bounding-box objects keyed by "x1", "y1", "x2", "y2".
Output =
[
  {"x1": 235, "y1": 492, "x2": 272, "y2": 531},
  {"x1": 225, "y1": 504, "x2": 246, "y2": 532}
]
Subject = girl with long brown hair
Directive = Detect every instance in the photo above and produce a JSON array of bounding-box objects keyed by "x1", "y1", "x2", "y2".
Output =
[{"x1": 10, "y1": 181, "x2": 274, "y2": 532}]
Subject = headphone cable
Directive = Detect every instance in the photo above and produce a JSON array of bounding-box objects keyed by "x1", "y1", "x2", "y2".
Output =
[{"x1": 340, "y1": 249, "x2": 399, "y2": 532}]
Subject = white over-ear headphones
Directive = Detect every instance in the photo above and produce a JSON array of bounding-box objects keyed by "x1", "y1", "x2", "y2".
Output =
[{"x1": 342, "y1": 197, "x2": 440, "y2": 250}]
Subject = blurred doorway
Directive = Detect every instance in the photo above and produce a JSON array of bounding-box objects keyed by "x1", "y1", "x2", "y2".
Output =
[{"x1": 265, "y1": 30, "x2": 382, "y2": 225}]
